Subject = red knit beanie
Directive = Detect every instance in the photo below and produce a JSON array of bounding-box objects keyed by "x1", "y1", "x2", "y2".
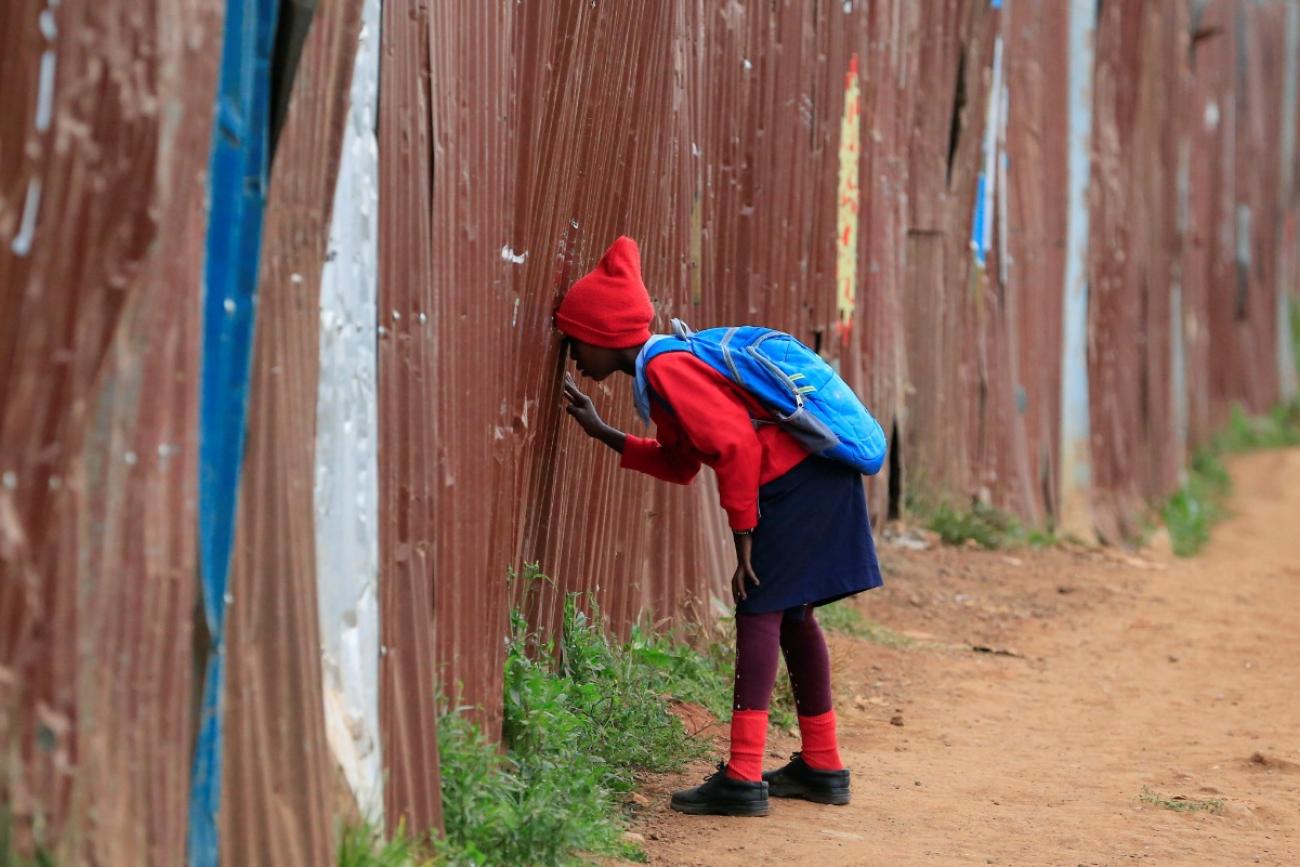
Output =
[{"x1": 554, "y1": 236, "x2": 654, "y2": 349}]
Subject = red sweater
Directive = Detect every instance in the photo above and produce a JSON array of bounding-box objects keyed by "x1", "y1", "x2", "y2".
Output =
[{"x1": 620, "y1": 352, "x2": 808, "y2": 530}]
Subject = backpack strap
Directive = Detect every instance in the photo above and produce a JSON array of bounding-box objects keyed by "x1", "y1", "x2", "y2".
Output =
[{"x1": 633, "y1": 333, "x2": 691, "y2": 423}]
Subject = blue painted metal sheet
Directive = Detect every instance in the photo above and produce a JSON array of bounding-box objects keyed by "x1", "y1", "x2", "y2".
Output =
[{"x1": 189, "y1": 0, "x2": 280, "y2": 864}]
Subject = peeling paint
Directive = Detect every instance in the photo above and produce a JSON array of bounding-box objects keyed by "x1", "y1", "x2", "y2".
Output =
[
  {"x1": 971, "y1": 36, "x2": 1004, "y2": 268},
  {"x1": 35, "y1": 50, "x2": 56, "y2": 132},
  {"x1": 10, "y1": 179, "x2": 42, "y2": 256}
]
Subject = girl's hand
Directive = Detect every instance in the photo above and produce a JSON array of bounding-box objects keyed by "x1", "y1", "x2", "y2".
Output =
[
  {"x1": 731, "y1": 532, "x2": 760, "y2": 602},
  {"x1": 563, "y1": 373, "x2": 627, "y2": 453},
  {"x1": 563, "y1": 372, "x2": 606, "y2": 436}
]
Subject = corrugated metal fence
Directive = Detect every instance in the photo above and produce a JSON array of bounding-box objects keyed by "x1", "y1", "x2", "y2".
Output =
[{"x1": 2, "y1": 0, "x2": 1298, "y2": 863}]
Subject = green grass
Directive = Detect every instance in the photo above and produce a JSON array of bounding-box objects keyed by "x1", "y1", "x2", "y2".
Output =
[
  {"x1": 433, "y1": 576, "x2": 735, "y2": 866},
  {"x1": 1163, "y1": 401, "x2": 1300, "y2": 557},
  {"x1": 337, "y1": 823, "x2": 420, "y2": 867},
  {"x1": 816, "y1": 601, "x2": 914, "y2": 648},
  {"x1": 1, "y1": 808, "x2": 55, "y2": 867},
  {"x1": 625, "y1": 622, "x2": 735, "y2": 721},
  {"x1": 433, "y1": 564, "x2": 918, "y2": 863},
  {"x1": 1140, "y1": 787, "x2": 1224, "y2": 814},
  {"x1": 925, "y1": 499, "x2": 1025, "y2": 550},
  {"x1": 1162, "y1": 449, "x2": 1230, "y2": 557}
]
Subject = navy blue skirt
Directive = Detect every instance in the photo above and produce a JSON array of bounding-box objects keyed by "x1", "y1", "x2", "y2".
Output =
[{"x1": 735, "y1": 456, "x2": 883, "y2": 615}]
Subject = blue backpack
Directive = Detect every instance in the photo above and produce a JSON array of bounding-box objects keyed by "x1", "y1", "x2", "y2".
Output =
[{"x1": 633, "y1": 319, "x2": 888, "y2": 475}]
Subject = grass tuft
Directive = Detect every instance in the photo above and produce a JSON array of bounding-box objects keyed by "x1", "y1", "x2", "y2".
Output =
[
  {"x1": 816, "y1": 601, "x2": 914, "y2": 648},
  {"x1": 1140, "y1": 787, "x2": 1224, "y2": 814},
  {"x1": 1163, "y1": 401, "x2": 1300, "y2": 557},
  {"x1": 337, "y1": 823, "x2": 420, "y2": 867},
  {"x1": 1, "y1": 808, "x2": 56, "y2": 867},
  {"x1": 926, "y1": 500, "x2": 1023, "y2": 550}
]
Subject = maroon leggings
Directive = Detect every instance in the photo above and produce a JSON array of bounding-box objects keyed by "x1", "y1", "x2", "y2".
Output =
[{"x1": 733, "y1": 605, "x2": 833, "y2": 715}]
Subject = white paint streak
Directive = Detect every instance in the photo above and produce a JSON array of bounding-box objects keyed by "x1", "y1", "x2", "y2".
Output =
[
  {"x1": 996, "y1": 81, "x2": 1010, "y2": 287},
  {"x1": 314, "y1": 0, "x2": 384, "y2": 824},
  {"x1": 35, "y1": 50, "x2": 56, "y2": 132},
  {"x1": 11, "y1": 179, "x2": 42, "y2": 256},
  {"x1": 1204, "y1": 101, "x2": 1220, "y2": 130},
  {"x1": 977, "y1": 36, "x2": 1004, "y2": 262},
  {"x1": 39, "y1": 9, "x2": 56, "y2": 41},
  {"x1": 500, "y1": 244, "x2": 528, "y2": 264}
]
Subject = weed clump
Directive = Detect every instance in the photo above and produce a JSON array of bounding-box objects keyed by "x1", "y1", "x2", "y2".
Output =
[
  {"x1": 1163, "y1": 402, "x2": 1300, "y2": 557},
  {"x1": 1139, "y1": 787, "x2": 1224, "y2": 814},
  {"x1": 1, "y1": 808, "x2": 56, "y2": 867},
  {"x1": 926, "y1": 500, "x2": 1022, "y2": 550},
  {"x1": 337, "y1": 824, "x2": 417, "y2": 867},
  {"x1": 434, "y1": 575, "x2": 732, "y2": 866}
]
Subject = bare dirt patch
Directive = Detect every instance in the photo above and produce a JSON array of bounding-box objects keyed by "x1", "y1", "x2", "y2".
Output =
[{"x1": 628, "y1": 449, "x2": 1300, "y2": 865}]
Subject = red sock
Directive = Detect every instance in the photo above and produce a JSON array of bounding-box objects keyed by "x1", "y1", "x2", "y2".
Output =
[
  {"x1": 798, "y1": 709, "x2": 843, "y2": 770},
  {"x1": 726, "y1": 709, "x2": 768, "y2": 781}
]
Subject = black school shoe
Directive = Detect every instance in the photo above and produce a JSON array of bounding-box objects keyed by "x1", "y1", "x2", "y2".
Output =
[
  {"x1": 763, "y1": 753, "x2": 851, "y2": 805},
  {"x1": 670, "y1": 762, "x2": 770, "y2": 816}
]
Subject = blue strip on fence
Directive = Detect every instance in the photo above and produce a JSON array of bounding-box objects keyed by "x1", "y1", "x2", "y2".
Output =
[
  {"x1": 970, "y1": 172, "x2": 988, "y2": 267},
  {"x1": 188, "y1": 1, "x2": 280, "y2": 865}
]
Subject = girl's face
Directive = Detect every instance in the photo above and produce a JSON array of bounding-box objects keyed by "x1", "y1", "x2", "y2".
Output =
[{"x1": 566, "y1": 338, "x2": 623, "y2": 381}]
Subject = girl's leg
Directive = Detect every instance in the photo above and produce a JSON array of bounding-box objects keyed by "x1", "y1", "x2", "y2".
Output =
[
  {"x1": 728, "y1": 610, "x2": 784, "y2": 781},
  {"x1": 780, "y1": 606, "x2": 844, "y2": 770}
]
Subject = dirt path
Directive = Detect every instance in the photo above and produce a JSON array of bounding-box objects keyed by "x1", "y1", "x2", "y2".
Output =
[{"x1": 630, "y1": 449, "x2": 1300, "y2": 866}]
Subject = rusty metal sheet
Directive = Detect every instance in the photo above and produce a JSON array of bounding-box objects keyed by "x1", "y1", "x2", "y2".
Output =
[
  {"x1": 900, "y1": 0, "x2": 998, "y2": 512},
  {"x1": 1086, "y1": 0, "x2": 1188, "y2": 542},
  {"x1": 0, "y1": 0, "x2": 222, "y2": 862},
  {"x1": 1186, "y1": 1, "x2": 1238, "y2": 449},
  {"x1": 1002, "y1": 0, "x2": 1070, "y2": 525},
  {"x1": 1197, "y1": 1, "x2": 1290, "y2": 432},
  {"x1": 1232, "y1": 1, "x2": 1291, "y2": 413},
  {"x1": 220, "y1": 2, "x2": 362, "y2": 865},
  {"x1": 376, "y1": 0, "x2": 445, "y2": 837}
]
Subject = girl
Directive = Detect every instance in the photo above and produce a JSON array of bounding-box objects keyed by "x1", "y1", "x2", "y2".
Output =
[{"x1": 555, "y1": 236, "x2": 883, "y2": 817}]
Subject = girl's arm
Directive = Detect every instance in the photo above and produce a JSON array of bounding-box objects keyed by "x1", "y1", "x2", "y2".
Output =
[
  {"x1": 563, "y1": 373, "x2": 626, "y2": 452},
  {"x1": 643, "y1": 355, "x2": 763, "y2": 531},
  {"x1": 563, "y1": 373, "x2": 702, "y2": 482}
]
